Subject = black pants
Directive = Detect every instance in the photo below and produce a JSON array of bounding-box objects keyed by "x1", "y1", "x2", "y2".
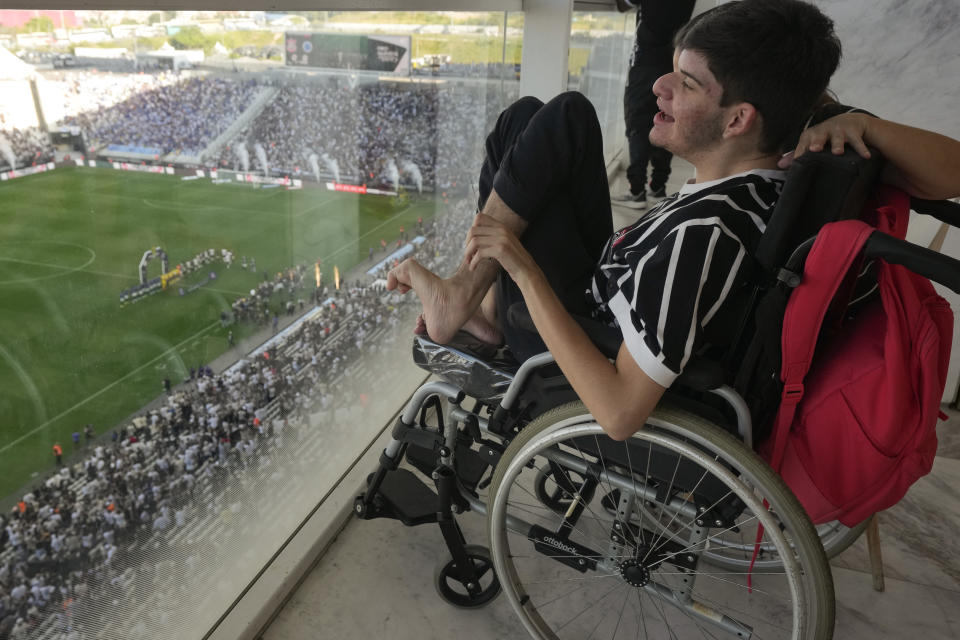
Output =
[
  {"x1": 476, "y1": 92, "x2": 613, "y2": 360},
  {"x1": 624, "y1": 48, "x2": 674, "y2": 195}
]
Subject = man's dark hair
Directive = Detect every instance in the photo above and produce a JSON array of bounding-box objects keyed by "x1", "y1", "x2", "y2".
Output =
[{"x1": 676, "y1": 0, "x2": 842, "y2": 154}]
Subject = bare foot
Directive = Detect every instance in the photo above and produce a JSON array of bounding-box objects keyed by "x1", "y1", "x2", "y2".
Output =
[
  {"x1": 387, "y1": 259, "x2": 500, "y2": 344},
  {"x1": 463, "y1": 309, "x2": 503, "y2": 345}
]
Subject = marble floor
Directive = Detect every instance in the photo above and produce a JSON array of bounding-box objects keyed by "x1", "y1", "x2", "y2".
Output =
[
  {"x1": 262, "y1": 164, "x2": 960, "y2": 639},
  {"x1": 262, "y1": 399, "x2": 960, "y2": 640}
]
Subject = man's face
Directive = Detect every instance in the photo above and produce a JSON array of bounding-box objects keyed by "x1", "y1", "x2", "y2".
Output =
[{"x1": 649, "y1": 49, "x2": 728, "y2": 161}]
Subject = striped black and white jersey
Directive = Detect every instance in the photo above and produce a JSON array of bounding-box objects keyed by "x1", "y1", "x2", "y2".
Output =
[{"x1": 590, "y1": 169, "x2": 786, "y2": 386}]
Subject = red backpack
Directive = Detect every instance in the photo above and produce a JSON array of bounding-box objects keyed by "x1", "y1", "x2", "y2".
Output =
[{"x1": 763, "y1": 186, "x2": 953, "y2": 526}]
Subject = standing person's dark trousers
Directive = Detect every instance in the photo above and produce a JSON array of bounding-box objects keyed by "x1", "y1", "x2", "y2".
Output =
[
  {"x1": 624, "y1": 39, "x2": 674, "y2": 197},
  {"x1": 615, "y1": 0, "x2": 695, "y2": 209},
  {"x1": 476, "y1": 92, "x2": 613, "y2": 360}
]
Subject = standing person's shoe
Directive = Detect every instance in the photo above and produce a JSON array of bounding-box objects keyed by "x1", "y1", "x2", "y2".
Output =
[
  {"x1": 611, "y1": 190, "x2": 647, "y2": 210},
  {"x1": 648, "y1": 184, "x2": 668, "y2": 199}
]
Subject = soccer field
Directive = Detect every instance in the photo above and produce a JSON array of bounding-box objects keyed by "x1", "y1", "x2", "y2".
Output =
[{"x1": 0, "y1": 166, "x2": 435, "y2": 498}]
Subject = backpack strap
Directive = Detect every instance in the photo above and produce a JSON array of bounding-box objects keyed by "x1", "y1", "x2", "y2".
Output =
[{"x1": 767, "y1": 220, "x2": 877, "y2": 472}]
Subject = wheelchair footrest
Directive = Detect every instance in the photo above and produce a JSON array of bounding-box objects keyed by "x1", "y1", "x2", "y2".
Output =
[{"x1": 376, "y1": 468, "x2": 439, "y2": 526}]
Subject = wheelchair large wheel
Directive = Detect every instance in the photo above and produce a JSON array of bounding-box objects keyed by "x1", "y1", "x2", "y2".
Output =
[
  {"x1": 695, "y1": 514, "x2": 869, "y2": 573},
  {"x1": 487, "y1": 402, "x2": 834, "y2": 640}
]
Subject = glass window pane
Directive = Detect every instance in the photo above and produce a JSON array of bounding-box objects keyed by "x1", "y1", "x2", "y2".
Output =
[
  {"x1": 568, "y1": 10, "x2": 633, "y2": 159},
  {"x1": 0, "y1": 9, "x2": 517, "y2": 638}
]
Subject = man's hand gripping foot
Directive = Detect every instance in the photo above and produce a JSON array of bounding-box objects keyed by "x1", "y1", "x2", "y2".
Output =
[{"x1": 387, "y1": 258, "x2": 501, "y2": 345}]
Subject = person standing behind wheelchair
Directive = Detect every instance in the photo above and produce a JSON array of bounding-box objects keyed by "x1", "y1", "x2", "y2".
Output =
[{"x1": 611, "y1": 0, "x2": 695, "y2": 210}]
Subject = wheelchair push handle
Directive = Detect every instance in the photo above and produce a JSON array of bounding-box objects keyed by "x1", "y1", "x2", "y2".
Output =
[
  {"x1": 911, "y1": 197, "x2": 960, "y2": 229},
  {"x1": 865, "y1": 230, "x2": 960, "y2": 295}
]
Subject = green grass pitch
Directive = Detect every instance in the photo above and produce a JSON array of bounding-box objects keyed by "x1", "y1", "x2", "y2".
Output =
[{"x1": 0, "y1": 166, "x2": 435, "y2": 498}]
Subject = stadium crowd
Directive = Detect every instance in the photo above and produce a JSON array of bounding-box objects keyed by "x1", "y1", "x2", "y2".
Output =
[
  {"x1": 0, "y1": 195, "x2": 475, "y2": 639},
  {"x1": 54, "y1": 73, "x2": 260, "y2": 156},
  {"x1": 230, "y1": 264, "x2": 310, "y2": 326},
  {"x1": 0, "y1": 127, "x2": 54, "y2": 171},
  {"x1": 412, "y1": 61, "x2": 519, "y2": 79},
  {"x1": 41, "y1": 68, "x2": 513, "y2": 194},
  {"x1": 218, "y1": 80, "x2": 505, "y2": 194}
]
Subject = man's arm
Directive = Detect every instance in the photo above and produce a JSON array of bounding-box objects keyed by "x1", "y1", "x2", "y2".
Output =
[
  {"x1": 467, "y1": 213, "x2": 665, "y2": 441},
  {"x1": 781, "y1": 112, "x2": 960, "y2": 200}
]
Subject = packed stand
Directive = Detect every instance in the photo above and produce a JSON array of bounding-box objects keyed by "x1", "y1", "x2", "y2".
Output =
[
  {"x1": 53, "y1": 72, "x2": 259, "y2": 156},
  {"x1": 230, "y1": 264, "x2": 310, "y2": 325},
  {"x1": 0, "y1": 128, "x2": 54, "y2": 171},
  {"x1": 412, "y1": 61, "x2": 519, "y2": 79},
  {"x1": 218, "y1": 80, "x2": 505, "y2": 194}
]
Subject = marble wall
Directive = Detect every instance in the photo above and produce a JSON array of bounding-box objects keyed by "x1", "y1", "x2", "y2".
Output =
[
  {"x1": 818, "y1": 0, "x2": 959, "y2": 140},
  {"x1": 820, "y1": 0, "x2": 960, "y2": 401}
]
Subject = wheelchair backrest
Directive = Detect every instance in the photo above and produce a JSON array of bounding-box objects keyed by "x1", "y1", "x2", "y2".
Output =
[
  {"x1": 753, "y1": 148, "x2": 884, "y2": 274},
  {"x1": 681, "y1": 148, "x2": 887, "y2": 440}
]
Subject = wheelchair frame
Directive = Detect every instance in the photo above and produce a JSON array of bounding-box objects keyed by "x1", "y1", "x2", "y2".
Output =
[{"x1": 356, "y1": 338, "x2": 836, "y2": 638}]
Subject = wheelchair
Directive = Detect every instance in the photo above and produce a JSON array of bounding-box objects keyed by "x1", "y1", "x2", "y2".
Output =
[{"x1": 355, "y1": 148, "x2": 960, "y2": 639}]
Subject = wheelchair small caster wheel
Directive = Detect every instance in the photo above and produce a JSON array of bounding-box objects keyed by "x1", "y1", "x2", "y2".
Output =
[
  {"x1": 434, "y1": 544, "x2": 500, "y2": 608},
  {"x1": 354, "y1": 499, "x2": 367, "y2": 518}
]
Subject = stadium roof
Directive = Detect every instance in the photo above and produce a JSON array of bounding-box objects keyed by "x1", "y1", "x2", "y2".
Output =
[{"x1": 0, "y1": 46, "x2": 36, "y2": 81}]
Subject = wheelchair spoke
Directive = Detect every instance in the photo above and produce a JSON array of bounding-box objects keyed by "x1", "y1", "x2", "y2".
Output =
[
  {"x1": 642, "y1": 587, "x2": 683, "y2": 640},
  {"x1": 653, "y1": 512, "x2": 758, "y2": 565},
  {"x1": 610, "y1": 584, "x2": 633, "y2": 640},
  {"x1": 690, "y1": 590, "x2": 792, "y2": 636},
  {"x1": 643, "y1": 454, "x2": 721, "y2": 564},
  {"x1": 519, "y1": 573, "x2": 624, "y2": 585},
  {"x1": 621, "y1": 435, "x2": 653, "y2": 558},
  {"x1": 640, "y1": 441, "x2": 684, "y2": 559},
  {"x1": 587, "y1": 435, "x2": 634, "y2": 538},
  {"x1": 554, "y1": 580, "x2": 625, "y2": 633},
  {"x1": 523, "y1": 573, "x2": 621, "y2": 612},
  {"x1": 554, "y1": 440, "x2": 632, "y2": 540},
  {"x1": 511, "y1": 476, "x2": 625, "y2": 556},
  {"x1": 687, "y1": 569, "x2": 779, "y2": 596},
  {"x1": 634, "y1": 591, "x2": 648, "y2": 640}
]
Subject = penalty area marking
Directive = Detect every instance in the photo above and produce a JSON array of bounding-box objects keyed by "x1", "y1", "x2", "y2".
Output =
[
  {"x1": 0, "y1": 242, "x2": 97, "y2": 285},
  {"x1": 0, "y1": 320, "x2": 220, "y2": 456}
]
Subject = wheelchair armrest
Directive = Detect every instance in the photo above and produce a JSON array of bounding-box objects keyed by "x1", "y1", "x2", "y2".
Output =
[
  {"x1": 865, "y1": 230, "x2": 960, "y2": 294},
  {"x1": 412, "y1": 332, "x2": 520, "y2": 401},
  {"x1": 507, "y1": 302, "x2": 622, "y2": 359},
  {"x1": 507, "y1": 302, "x2": 724, "y2": 390},
  {"x1": 911, "y1": 197, "x2": 960, "y2": 229},
  {"x1": 674, "y1": 358, "x2": 726, "y2": 392}
]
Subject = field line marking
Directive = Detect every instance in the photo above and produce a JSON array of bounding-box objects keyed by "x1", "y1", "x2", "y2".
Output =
[
  {"x1": 318, "y1": 204, "x2": 414, "y2": 264},
  {"x1": 0, "y1": 320, "x2": 220, "y2": 456},
  {"x1": 0, "y1": 256, "x2": 82, "y2": 271},
  {"x1": 139, "y1": 197, "x2": 268, "y2": 216},
  {"x1": 0, "y1": 256, "x2": 139, "y2": 283},
  {"x1": 293, "y1": 196, "x2": 342, "y2": 219},
  {"x1": 0, "y1": 247, "x2": 98, "y2": 285}
]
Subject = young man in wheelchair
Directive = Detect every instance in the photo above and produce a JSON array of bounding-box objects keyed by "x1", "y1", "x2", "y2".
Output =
[
  {"x1": 387, "y1": 0, "x2": 960, "y2": 444},
  {"x1": 371, "y1": 2, "x2": 960, "y2": 633}
]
